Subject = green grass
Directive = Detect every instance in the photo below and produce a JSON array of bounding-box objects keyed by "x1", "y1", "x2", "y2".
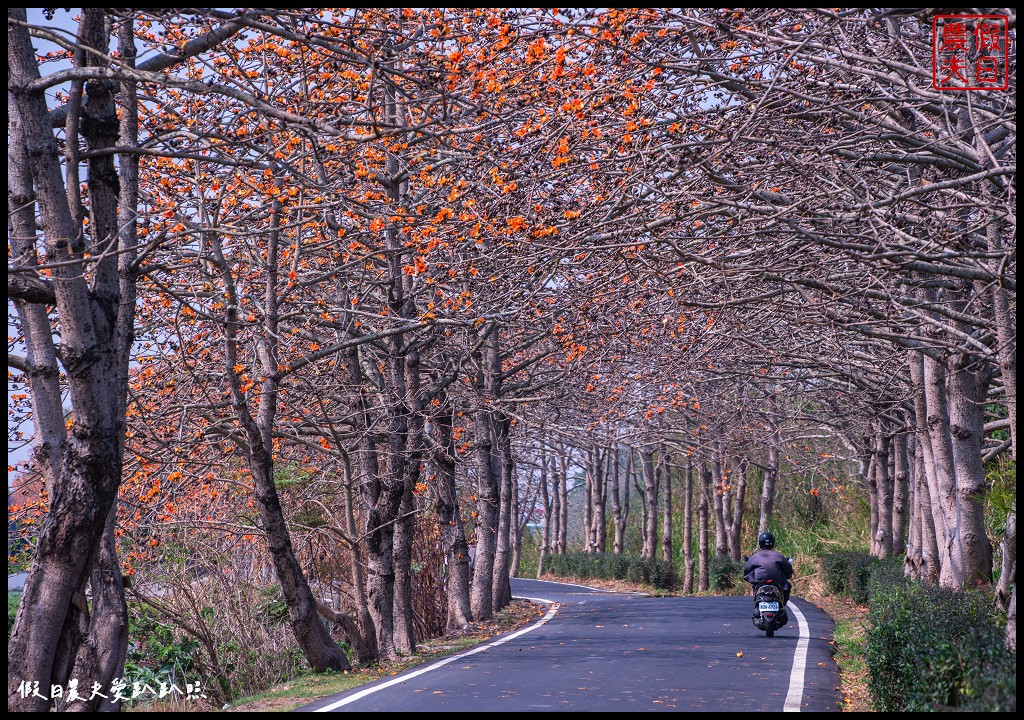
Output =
[
  {"x1": 832, "y1": 611, "x2": 871, "y2": 711},
  {"x1": 9, "y1": 590, "x2": 22, "y2": 640},
  {"x1": 225, "y1": 669, "x2": 375, "y2": 712}
]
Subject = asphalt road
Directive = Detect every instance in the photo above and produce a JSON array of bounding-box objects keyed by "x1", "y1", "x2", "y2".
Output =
[{"x1": 299, "y1": 578, "x2": 841, "y2": 712}]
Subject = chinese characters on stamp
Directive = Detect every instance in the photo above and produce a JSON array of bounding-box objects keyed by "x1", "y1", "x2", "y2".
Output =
[{"x1": 932, "y1": 14, "x2": 1009, "y2": 90}]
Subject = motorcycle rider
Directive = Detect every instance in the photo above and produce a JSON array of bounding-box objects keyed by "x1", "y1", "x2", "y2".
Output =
[{"x1": 743, "y1": 531, "x2": 794, "y2": 605}]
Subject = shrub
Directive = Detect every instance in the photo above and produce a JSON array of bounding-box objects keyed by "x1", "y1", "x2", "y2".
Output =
[
  {"x1": 708, "y1": 558, "x2": 742, "y2": 591},
  {"x1": 821, "y1": 551, "x2": 876, "y2": 602},
  {"x1": 649, "y1": 559, "x2": 679, "y2": 591},
  {"x1": 866, "y1": 580, "x2": 1015, "y2": 712},
  {"x1": 624, "y1": 557, "x2": 648, "y2": 584},
  {"x1": 542, "y1": 551, "x2": 679, "y2": 590}
]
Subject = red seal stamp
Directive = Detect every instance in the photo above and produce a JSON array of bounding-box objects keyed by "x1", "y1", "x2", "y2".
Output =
[{"x1": 932, "y1": 15, "x2": 1009, "y2": 90}]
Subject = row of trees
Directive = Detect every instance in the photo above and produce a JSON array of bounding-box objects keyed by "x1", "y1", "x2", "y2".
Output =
[{"x1": 8, "y1": 8, "x2": 1014, "y2": 710}]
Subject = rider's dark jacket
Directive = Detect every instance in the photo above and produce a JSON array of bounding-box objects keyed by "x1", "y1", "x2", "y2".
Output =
[{"x1": 743, "y1": 549, "x2": 794, "y2": 590}]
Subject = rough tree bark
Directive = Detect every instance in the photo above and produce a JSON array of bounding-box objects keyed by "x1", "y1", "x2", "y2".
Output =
[
  {"x1": 537, "y1": 449, "x2": 551, "y2": 578},
  {"x1": 698, "y1": 462, "x2": 711, "y2": 592},
  {"x1": 661, "y1": 455, "x2": 673, "y2": 564},
  {"x1": 427, "y1": 405, "x2": 473, "y2": 630},
  {"x1": 641, "y1": 447, "x2": 659, "y2": 560},
  {"x1": 711, "y1": 444, "x2": 729, "y2": 559},
  {"x1": 682, "y1": 458, "x2": 695, "y2": 594},
  {"x1": 470, "y1": 326, "x2": 502, "y2": 621},
  {"x1": 8, "y1": 9, "x2": 139, "y2": 709},
  {"x1": 891, "y1": 428, "x2": 910, "y2": 555},
  {"x1": 491, "y1": 411, "x2": 514, "y2": 612},
  {"x1": 758, "y1": 388, "x2": 782, "y2": 534},
  {"x1": 728, "y1": 456, "x2": 748, "y2": 563},
  {"x1": 609, "y1": 445, "x2": 627, "y2": 554}
]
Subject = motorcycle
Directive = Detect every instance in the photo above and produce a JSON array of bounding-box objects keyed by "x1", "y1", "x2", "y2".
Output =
[
  {"x1": 743, "y1": 553, "x2": 793, "y2": 637},
  {"x1": 751, "y1": 580, "x2": 789, "y2": 637}
]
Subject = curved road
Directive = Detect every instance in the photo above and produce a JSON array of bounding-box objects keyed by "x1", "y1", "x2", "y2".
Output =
[{"x1": 300, "y1": 578, "x2": 841, "y2": 712}]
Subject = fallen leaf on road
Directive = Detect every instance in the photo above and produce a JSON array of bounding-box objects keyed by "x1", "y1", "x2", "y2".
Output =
[{"x1": 736, "y1": 651, "x2": 744, "y2": 657}]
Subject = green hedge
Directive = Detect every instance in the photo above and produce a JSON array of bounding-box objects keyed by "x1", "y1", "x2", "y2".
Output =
[
  {"x1": 820, "y1": 552, "x2": 1015, "y2": 711},
  {"x1": 821, "y1": 551, "x2": 876, "y2": 603},
  {"x1": 709, "y1": 558, "x2": 743, "y2": 591},
  {"x1": 864, "y1": 565, "x2": 1015, "y2": 712},
  {"x1": 544, "y1": 552, "x2": 679, "y2": 591}
]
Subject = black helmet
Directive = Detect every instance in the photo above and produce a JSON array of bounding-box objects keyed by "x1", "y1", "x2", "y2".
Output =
[{"x1": 758, "y1": 532, "x2": 775, "y2": 550}]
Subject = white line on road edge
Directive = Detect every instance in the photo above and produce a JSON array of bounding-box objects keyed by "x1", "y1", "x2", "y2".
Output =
[
  {"x1": 783, "y1": 601, "x2": 810, "y2": 712},
  {"x1": 313, "y1": 598, "x2": 560, "y2": 712}
]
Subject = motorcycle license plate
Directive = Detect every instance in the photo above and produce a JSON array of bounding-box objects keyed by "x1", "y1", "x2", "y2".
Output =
[{"x1": 758, "y1": 602, "x2": 780, "y2": 612}]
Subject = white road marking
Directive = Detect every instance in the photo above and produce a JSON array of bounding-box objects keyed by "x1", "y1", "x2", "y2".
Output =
[
  {"x1": 783, "y1": 601, "x2": 810, "y2": 712},
  {"x1": 313, "y1": 598, "x2": 560, "y2": 712}
]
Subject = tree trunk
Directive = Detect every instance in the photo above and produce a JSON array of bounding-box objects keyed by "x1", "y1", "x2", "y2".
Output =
[
  {"x1": 682, "y1": 458, "x2": 694, "y2": 594},
  {"x1": 557, "y1": 449, "x2": 569, "y2": 555},
  {"x1": 58, "y1": 513, "x2": 128, "y2": 712},
  {"x1": 729, "y1": 457, "x2": 747, "y2": 563},
  {"x1": 759, "y1": 389, "x2": 781, "y2": 534},
  {"x1": 995, "y1": 507, "x2": 1015, "y2": 613},
  {"x1": 904, "y1": 440, "x2": 922, "y2": 581},
  {"x1": 549, "y1": 447, "x2": 562, "y2": 558},
  {"x1": 923, "y1": 352, "x2": 965, "y2": 586},
  {"x1": 392, "y1": 487, "x2": 416, "y2": 655},
  {"x1": 913, "y1": 435, "x2": 941, "y2": 583},
  {"x1": 609, "y1": 445, "x2": 625, "y2": 555},
  {"x1": 1006, "y1": 583, "x2": 1016, "y2": 653},
  {"x1": 987, "y1": 219, "x2": 1016, "y2": 463},
  {"x1": 7, "y1": 11, "x2": 138, "y2": 707},
  {"x1": 873, "y1": 426, "x2": 894, "y2": 558},
  {"x1": 428, "y1": 407, "x2": 473, "y2": 630},
  {"x1": 947, "y1": 353, "x2": 993, "y2": 586},
  {"x1": 641, "y1": 448, "x2": 659, "y2": 559},
  {"x1": 251, "y1": 447, "x2": 349, "y2": 670},
  {"x1": 470, "y1": 329, "x2": 502, "y2": 620},
  {"x1": 909, "y1": 348, "x2": 951, "y2": 584},
  {"x1": 510, "y1": 461, "x2": 523, "y2": 579},
  {"x1": 661, "y1": 456, "x2": 673, "y2": 563},
  {"x1": 341, "y1": 456, "x2": 378, "y2": 661},
  {"x1": 711, "y1": 447, "x2": 729, "y2": 559},
  {"x1": 339, "y1": 310, "x2": 382, "y2": 660},
  {"x1": 537, "y1": 450, "x2": 551, "y2": 578},
  {"x1": 698, "y1": 462, "x2": 711, "y2": 592},
  {"x1": 393, "y1": 344, "x2": 425, "y2": 656},
  {"x1": 59, "y1": 14, "x2": 133, "y2": 707},
  {"x1": 593, "y1": 446, "x2": 607, "y2": 554},
  {"x1": 621, "y1": 449, "x2": 631, "y2": 549},
  {"x1": 583, "y1": 448, "x2": 594, "y2": 553},
  {"x1": 491, "y1": 412, "x2": 514, "y2": 612},
  {"x1": 892, "y1": 429, "x2": 910, "y2": 555}
]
